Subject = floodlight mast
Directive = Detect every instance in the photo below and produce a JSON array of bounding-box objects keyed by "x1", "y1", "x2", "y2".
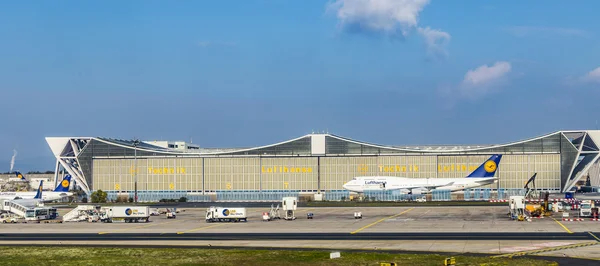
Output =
[{"x1": 133, "y1": 139, "x2": 140, "y2": 204}]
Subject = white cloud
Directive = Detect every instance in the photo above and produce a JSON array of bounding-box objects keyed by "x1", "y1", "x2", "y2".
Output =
[
  {"x1": 463, "y1": 61, "x2": 512, "y2": 87},
  {"x1": 582, "y1": 67, "x2": 600, "y2": 83},
  {"x1": 327, "y1": 0, "x2": 430, "y2": 37},
  {"x1": 417, "y1": 26, "x2": 450, "y2": 58},
  {"x1": 450, "y1": 61, "x2": 512, "y2": 99},
  {"x1": 503, "y1": 26, "x2": 591, "y2": 38},
  {"x1": 327, "y1": 0, "x2": 451, "y2": 57}
]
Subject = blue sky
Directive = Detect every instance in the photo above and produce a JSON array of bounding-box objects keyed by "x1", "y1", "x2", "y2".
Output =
[{"x1": 1, "y1": 0, "x2": 599, "y2": 171}]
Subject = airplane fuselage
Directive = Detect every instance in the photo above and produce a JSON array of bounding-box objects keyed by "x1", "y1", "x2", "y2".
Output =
[
  {"x1": 0, "y1": 192, "x2": 72, "y2": 202},
  {"x1": 343, "y1": 176, "x2": 497, "y2": 193}
]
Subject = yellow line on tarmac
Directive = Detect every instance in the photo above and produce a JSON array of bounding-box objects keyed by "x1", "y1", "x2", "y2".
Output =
[
  {"x1": 350, "y1": 208, "x2": 414, "y2": 234},
  {"x1": 551, "y1": 217, "x2": 573, "y2": 234},
  {"x1": 177, "y1": 223, "x2": 226, "y2": 234},
  {"x1": 491, "y1": 242, "x2": 599, "y2": 258},
  {"x1": 98, "y1": 220, "x2": 180, "y2": 235},
  {"x1": 589, "y1": 232, "x2": 600, "y2": 242}
]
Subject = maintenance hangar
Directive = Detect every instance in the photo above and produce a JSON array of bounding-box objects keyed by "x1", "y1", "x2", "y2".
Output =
[{"x1": 45, "y1": 130, "x2": 600, "y2": 201}]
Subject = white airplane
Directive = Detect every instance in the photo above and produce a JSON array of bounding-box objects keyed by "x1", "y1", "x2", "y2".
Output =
[
  {"x1": 0, "y1": 175, "x2": 73, "y2": 201},
  {"x1": 9, "y1": 180, "x2": 45, "y2": 208},
  {"x1": 343, "y1": 155, "x2": 502, "y2": 194}
]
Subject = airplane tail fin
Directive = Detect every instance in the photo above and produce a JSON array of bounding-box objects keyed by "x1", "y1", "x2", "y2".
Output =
[
  {"x1": 54, "y1": 175, "x2": 72, "y2": 192},
  {"x1": 15, "y1": 171, "x2": 26, "y2": 181},
  {"x1": 467, "y1": 155, "x2": 502, "y2": 178},
  {"x1": 34, "y1": 181, "x2": 43, "y2": 199}
]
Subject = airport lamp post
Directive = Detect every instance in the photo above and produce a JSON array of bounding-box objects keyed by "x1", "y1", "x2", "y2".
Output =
[{"x1": 133, "y1": 139, "x2": 140, "y2": 204}]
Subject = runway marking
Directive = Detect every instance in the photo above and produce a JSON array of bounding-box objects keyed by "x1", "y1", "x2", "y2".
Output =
[
  {"x1": 98, "y1": 220, "x2": 180, "y2": 235},
  {"x1": 589, "y1": 232, "x2": 600, "y2": 242},
  {"x1": 350, "y1": 208, "x2": 414, "y2": 234},
  {"x1": 551, "y1": 217, "x2": 573, "y2": 234},
  {"x1": 176, "y1": 223, "x2": 226, "y2": 234}
]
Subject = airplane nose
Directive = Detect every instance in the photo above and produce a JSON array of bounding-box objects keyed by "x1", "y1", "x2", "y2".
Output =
[{"x1": 342, "y1": 184, "x2": 349, "y2": 190}]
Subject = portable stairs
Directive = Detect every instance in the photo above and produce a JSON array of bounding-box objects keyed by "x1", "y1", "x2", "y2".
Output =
[{"x1": 269, "y1": 204, "x2": 281, "y2": 220}]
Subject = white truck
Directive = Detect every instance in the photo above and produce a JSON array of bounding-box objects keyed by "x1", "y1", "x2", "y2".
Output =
[
  {"x1": 166, "y1": 208, "x2": 176, "y2": 219},
  {"x1": 509, "y1": 196, "x2": 526, "y2": 221},
  {"x1": 580, "y1": 200, "x2": 594, "y2": 217},
  {"x1": 282, "y1": 197, "x2": 297, "y2": 220},
  {"x1": 205, "y1": 207, "x2": 247, "y2": 223},
  {"x1": 100, "y1": 206, "x2": 150, "y2": 223}
]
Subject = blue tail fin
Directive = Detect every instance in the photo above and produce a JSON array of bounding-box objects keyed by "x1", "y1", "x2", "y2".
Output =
[
  {"x1": 54, "y1": 175, "x2": 71, "y2": 192},
  {"x1": 15, "y1": 171, "x2": 26, "y2": 181},
  {"x1": 467, "y1": 155, "x2": 502, "y2": 178},
  {"x1": 34, "y1": 181, "x2": 43, "y2": 199}
]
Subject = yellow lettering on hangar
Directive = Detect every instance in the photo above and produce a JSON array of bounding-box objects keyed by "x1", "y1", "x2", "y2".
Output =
[
  {"x1": 147, "y1": 167, "x2": 186, "y2": 174},
  {"x1": 377, "y1": 165, "x2": 419, "y2": 172},
  {"x1": 357, "y1": 164, "x2": 369, "y2": 173},
  {"x1": 261, "y1": 166, "x2": 313, "y2": 173},
  {"x1": 438, "y1": 164, "x2": 477, "y2": 172}
]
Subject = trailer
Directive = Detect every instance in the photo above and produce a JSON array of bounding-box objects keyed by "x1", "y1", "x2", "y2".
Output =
[
  {"x1": 205, "y1": 207, "x2": 247, "y2": 222},
  {"x1": 101, "y1": 206, "x2": 150, "y2": 223}
]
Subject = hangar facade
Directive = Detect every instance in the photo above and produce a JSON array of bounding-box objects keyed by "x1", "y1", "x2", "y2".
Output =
[{"x1": 45, "y1": 131, "x2": 600, "y2": 200}]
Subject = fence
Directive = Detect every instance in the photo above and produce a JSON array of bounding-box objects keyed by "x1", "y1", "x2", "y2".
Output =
[
  {"x1": 216, "y1": 191, "x2": 300, "y2": 201},
  {"x1": 324, "y1": 190, "x2": 350, "y2": 201},
  {"x1": 105, "y1": 191, "x2": 211, "y2": 202},
  {"x1": 431, "y1": 189, "x2": 452, "y2": 201},
  {"x1": 99, "y1": 188, "x2": 561, "y2": 203}
]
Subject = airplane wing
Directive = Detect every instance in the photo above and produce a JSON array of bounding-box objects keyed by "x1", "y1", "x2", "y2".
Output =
[{"x1": 401, "y1": 182, "x2": 454, "y2": 191}]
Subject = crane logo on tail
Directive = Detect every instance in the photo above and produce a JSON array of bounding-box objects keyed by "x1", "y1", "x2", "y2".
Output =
[
  {"x1": 484, "y1": 160, "x2": 497, "y2": 173},
  {"x1": 61, "y1": 179, "x2": 70, "y2": 188}
]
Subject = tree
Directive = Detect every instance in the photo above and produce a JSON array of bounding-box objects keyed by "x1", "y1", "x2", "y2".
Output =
[
  {"x1": 91, "y1": 190, "x2": 107, "y2": 203},
  {"x1": 178, "y1": 197, "x2": 187, "y2": 203}
]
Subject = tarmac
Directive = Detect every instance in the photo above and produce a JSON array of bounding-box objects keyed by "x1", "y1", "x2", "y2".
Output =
[{"x1": 1, "y1": 206, "x2": 599, "y2": 261}]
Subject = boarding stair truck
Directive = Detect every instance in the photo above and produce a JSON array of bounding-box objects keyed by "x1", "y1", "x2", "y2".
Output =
[
  {"x1": 205, "y1": 207, "x2": 247, "y2": 223},
  {"x1": 270, "y1": 204, "x2": 281, "y2": 220},
  {"x1": 1, "y1": 199, "x2": 28, "y2": 219},
  {"x1": 580, "y1": 200, "x2": 594, "y2": 218},
  {"x1": 262, "y1": 204, "x2": 281, "y2": 221},
  {"x1": 282, "y1": 197, "x2": 297, "y2": 220},
  {"x1": 62, "y1": 205, "x2": 100, "y2": 222},
  {"x1": 509, "y1": 196, "x2": 526, "y2": 221},
  {"x1": 100, "y1": 206, "x2": 150, "y2": 223}
]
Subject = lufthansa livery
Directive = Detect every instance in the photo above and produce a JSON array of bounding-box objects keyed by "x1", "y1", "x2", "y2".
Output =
[
  {"x1": 343, "y1": 155, "x2": 502, "y2": 194},
  {"x1": 0, "y1": 175, "x2": 74, "y2": 201}
]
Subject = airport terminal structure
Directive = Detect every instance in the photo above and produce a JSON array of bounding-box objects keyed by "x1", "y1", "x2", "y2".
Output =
[{"x1": 45, "y1": 130, "x2": 600, "y2": 201}]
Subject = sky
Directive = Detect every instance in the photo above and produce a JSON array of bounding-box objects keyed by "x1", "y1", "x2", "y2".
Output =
[{"x1": 1, "y1": 0, "x2": 599, "y2": 172}]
